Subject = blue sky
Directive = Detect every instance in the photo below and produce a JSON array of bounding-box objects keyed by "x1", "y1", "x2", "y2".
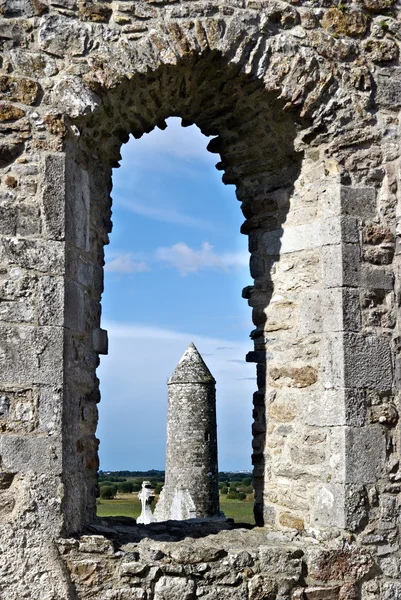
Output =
[{"x1": 97, "y1": 117, "x2": 256, "y2": 472}]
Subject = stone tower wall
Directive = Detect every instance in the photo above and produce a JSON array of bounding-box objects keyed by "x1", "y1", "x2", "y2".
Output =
[
  {"x1": 1, "y1": 0, "x2": 401, "y2": 597},
  {"x1": 155, "y1": 344, "x2": 219, "y2": 520}
]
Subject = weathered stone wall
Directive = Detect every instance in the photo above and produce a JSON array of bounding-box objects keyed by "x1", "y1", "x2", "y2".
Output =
[
  {"x1": 58, "y1": 519, "x2": 377, "y2": 600},
  {"x1": 1, "y1": 0, "x2": 401, "y2": 597}
]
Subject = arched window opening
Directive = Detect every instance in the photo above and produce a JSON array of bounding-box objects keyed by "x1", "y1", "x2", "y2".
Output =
[{"x1": 97, "y1": 118, "x2": 256, "y2": 523}]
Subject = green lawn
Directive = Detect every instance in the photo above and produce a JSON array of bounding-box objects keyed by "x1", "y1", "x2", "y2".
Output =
[
  {"x1": 97, "y1": 494, "x2": 255, "y2": 524},
  {"x1": 220, "y1": 496, "x2": 254, "y2": 523},
  {"x1": 97, "y1": 495, "x2": 142, "y2": 518}
]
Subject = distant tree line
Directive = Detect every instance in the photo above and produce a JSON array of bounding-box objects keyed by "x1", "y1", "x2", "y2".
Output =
[
  {"x1": 219, "y1": 476, "x2": 253, "y2": 500},
  {"x1": 99, "y1": 470, "x2": 165, "y2": 479},
  {"x1": 98, "y1": 471, "x2": 253, "y2": 501}
]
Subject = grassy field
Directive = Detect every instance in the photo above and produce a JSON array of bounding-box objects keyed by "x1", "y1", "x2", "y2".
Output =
[{"x1": 97, "y1": 494, "x2": 255, "y2": 524}]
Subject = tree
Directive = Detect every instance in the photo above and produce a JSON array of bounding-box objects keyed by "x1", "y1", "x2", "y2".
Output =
[
  {"x1": 154, "y1": 483, "x2": 164, "y2": 495},
  {"x1": 117, "y1": 481, "x2": 134, "y2": 494},
  {"x1": 241, "y1": 477, "x2": 252, "y2": 487},
  {"x1": 238, "y1": 492, "x2": 246, "y2": 500},
  {"x1": 221, "y1": 486, "x2": 229, "y2": 494},
  {"x1": 100, "y1": 485, "x2": 117, "y2": 499}
]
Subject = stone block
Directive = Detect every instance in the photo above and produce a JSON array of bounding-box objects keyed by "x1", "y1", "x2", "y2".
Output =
[
  {"x1": 312, "y1": 483, "x2": 346, "y2": 528},
  {"x1": 66, "y1": 157, "x2": 90, "y2": 251},
  {"x1": 301, "y1": 389, "x2": 345, "y2": 427},
  {"x1": 65, "y1": 280, "x2": 85, "y2": 331},
  {"x1": 299, "y1": 288, "x2": 360, "y2": 335},
  {"x1": 343, "y1": 333, "x2": 392, "y2": 392},
  {"x1": 322, "y1": 289, "x2": 361, "y2": 333},
  {"x1": 321, "y1": 333, "x2": 344, "y2": 389},
  {"x1": 39, "y1": 15, "x2": 88, "y2": 57},
  {"x1": 0, "y1": 202, "x2": 17, "y2": 236},
  {"x1": 340, "y1": 187, "x2": 377, "y2": 218},
  {"x1": 42, "y1": 154, "x2": 65, "y2": 241},
  {"x1": 375, "y1": 67, "x2": 401, "y2": 109},
  {"x1": 262, "y1": 220, "x2": 345, "y2": 256},
  {"x1": 154, "y1": 576, "x2": 196, "y2": 600},
  {"x1": 344, "y1": 484, "x2": 368, "y2": 532},
  {"x1": 167, "y1": 544, "x2": 225, "y2": 564},
  {"x1": 360, "y1": 265, "x2": 394, "y2": 290},
  {"x1": 250, "y1": 255, "x2": 265, "y2": 278},
  {"x1": 382, "y1": 582, "x2": 401, "y2": 600},
  {"x1": 38, "y1": 385, "x2": 62, "y2": 435},
  {"x1": 0, "y1": 434, "x2": 62, "y2": 473},
  {"x1": 16, "y1": 203, "x2": 42, "y2": 237},
  {"x1": 320, "y1": 217, "x2": 359, "y2": 246},
  {"x1": 0, "y1": 298, "x2": 35, "y2": 323},
  {"x1": 10, "y1": 50, "x2": 58, "y2": 77},
  {"x1": 38, "y1": 276, "x2": 64, "y2": 326},
  {"x1": 299, "y1": 290, "x2": 321, "y2": 334},
  {"x1": 380, "y1": 555, "x2": 401, "y2": 578},
  {"x1": 344, "y1": 389, "x2": 366, "y2": 427},
  {"x1": 307, "y1": 546, "x2": 374, "y2": 583},
  {"x1": 327, "y1": 428, "x2": 346, "y2": 483},
  {"x1": 248, "y1": 574, "x2": 278, "y2": 600},
  {"x1": 341, "y1": 289, "x2": 361, "y2": 332},
  {"x1": 0, "y1": 325, "x2": 63, "y2": 385},
  {"x1": 52, "y1": 76, "x2": 101, "y2": 119},
  {"x1": 345, "y1": 426, "x2": 387, "y2": 484},
  {"x1": 0, "y1": 74, "x2": 40, "y2": 105},
  {"x1": 0, "y1": 238, "x2": 64, "y2": 274},
  {"x1": 321, "y1": 245, "x2": 360, "y2": 288},
  {"x1": 78, "y1": 535, "x2": 114, "y2": 554},
  {"x1": 0, "y1": 387, "x2": 37, "y2": 433}
]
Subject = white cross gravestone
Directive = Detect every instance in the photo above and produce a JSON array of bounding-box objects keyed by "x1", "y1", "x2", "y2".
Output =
[{"x1": 137, "y1": 481, "x2": 156, "y2": 525}]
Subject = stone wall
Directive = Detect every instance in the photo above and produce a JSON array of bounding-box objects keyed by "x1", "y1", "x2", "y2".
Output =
[
  {"x1": 1, "y1": 0, "x2": 401, "y2": 597},
  {"x1": 59, "y1": 519, "x2": 377, "y2": 600}
]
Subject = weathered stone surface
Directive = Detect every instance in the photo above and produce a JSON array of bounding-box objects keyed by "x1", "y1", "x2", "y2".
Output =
[
  {"x1": 321, "y1": 8, "x2": 369, "y2": 38},
  {"x1": 1, "y1": 0, "x2": 401, "y2": 597},
  {"x1": 248, "y1": 574, "x2": 277, "y2": 600},
  {"x1": 269, "y1": 366, "x2": 318, "y2": 388},
  {"x1": 374, "y1": 67, "x2": 401, "y2": 108},
  {"x1": 154, "y1": 576, "x2": 196, "y2": 600},
  {"x1": 307, "y1": 547, "x2": 374, "y2": 583},
  {"x1": 155, "y1": 344, "x2": 219, "y2": 521},
  {"x1": 39, "y1": 15, "x2": 88, "y2": 57},
  {"x1": 78, "y1": 1, "x2": 111, "y2": 22},
  {"x1": 0, "y1": 75, "x2": 39, "y2": 105},
  {"x1": 0, "y1": 103, "x2": 25, "y2": 122}
]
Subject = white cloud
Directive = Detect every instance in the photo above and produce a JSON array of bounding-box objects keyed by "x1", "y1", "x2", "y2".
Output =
[
  {"x1": 120, "y1": 117, "x2": 216, "y2": 168},
  {"x1": 97, "y1": 321, "x2": 255, "y2": 471},
  {"x1": 118, "y1": 198, "x2": 216, "y2": 231},
  {"x1": 155, "y1": 241, "x2": 248, "y2": 276},
  {"x1": 104, "y1": 252, "x2": 149, "y2": 274}
]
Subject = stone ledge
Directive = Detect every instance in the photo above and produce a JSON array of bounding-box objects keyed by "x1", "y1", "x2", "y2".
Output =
[{"x1": 57, "y1": 521, "x2": 377, "y2": 600}]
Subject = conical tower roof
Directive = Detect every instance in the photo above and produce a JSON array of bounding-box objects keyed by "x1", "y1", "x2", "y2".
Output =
[{"x1": 168, "y1": 342, "x2": 216, "y2": 385}]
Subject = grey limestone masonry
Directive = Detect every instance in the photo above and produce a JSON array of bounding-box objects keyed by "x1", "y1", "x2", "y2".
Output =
[
  {"x1": 1, "y1": 0, "x2": 401, "y2": 597},
  {"x1": 154, "y1": 342, "x2": 220, "y2": 522}
]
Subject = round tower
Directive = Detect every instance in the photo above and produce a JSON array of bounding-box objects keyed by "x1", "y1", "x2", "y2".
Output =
[{"x1": 154, "y1": 342, "x2": 220, "y2": 521}]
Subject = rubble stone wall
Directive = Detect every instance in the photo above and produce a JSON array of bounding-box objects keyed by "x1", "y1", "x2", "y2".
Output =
[{"x1": 1, "y1": 0, "x2": 401, "y2": 597}]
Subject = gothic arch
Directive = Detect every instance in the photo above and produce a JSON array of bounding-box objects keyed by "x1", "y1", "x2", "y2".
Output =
[{"x1": 62, "y1": 48, "x2": 305, "y2": 531}]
